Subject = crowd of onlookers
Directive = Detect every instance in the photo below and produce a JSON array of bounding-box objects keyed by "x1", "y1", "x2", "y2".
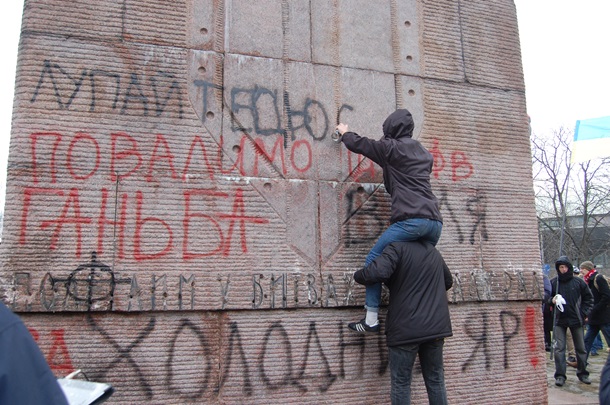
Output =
[{"x1": 544, "y1": 258, "x2": 610, "y2": 403}]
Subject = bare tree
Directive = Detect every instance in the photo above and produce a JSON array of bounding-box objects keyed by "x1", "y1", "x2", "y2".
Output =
[{"x1": 531, "y1": 127, "x2": 610, "y2": 266}]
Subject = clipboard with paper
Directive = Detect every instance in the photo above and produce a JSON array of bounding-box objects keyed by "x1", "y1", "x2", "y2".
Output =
[{"x1": 57, "y1": 370, "x2": 114, "y2": 405}]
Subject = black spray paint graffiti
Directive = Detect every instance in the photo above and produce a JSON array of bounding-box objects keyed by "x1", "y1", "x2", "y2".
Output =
[
  {"x1": 460, "y1": 311, "x2": 521, "y2": 372},
  {"x1": 87, "y1": 315, "x2": 156, "y2": 400},
  {"x1": 65, "y1": 252, "x2": 114, "y2": 309},
  {"x1": 77, "y1": 311, "x2": 530, "y2": 400},
  {"x1": 338, "y1": 319, "x2": 388, "y2": 378},
  {"x1": 82, "y1": 318, "x2": 385, "y2": 400},
  {"x1": 208, "y1": 320, "x2": 386, "y2": 397},
  {"x1": 219, "y1": 322, "x2": 253, "y2": 396},
  {"x1": 229, "y1": 85, "x2": 282, "y2": 136},
  {"x1": 438, "y1": 188, "x2": 489, "y2": 246},
  {"x1": 343, "y1": 185, "x2": 386, "y2": 248},
  {"x1": 344, "y1": 187, "x2": 491, "y2": 250},
  {"x1": 30, "y1": 60, "x2": 351, "y2": 144},
  {"x1": 194, "y1": 79, "x2": 339, "y2": 144},
  {"x1": 258, "y1": 321, "x2": 306, "y2": 392},
  {"x1": 466, "y1": 193, "x2": 489, "y2": 245},
  {"x1": 39, "y1": 252, "x2": 129, "y2": 311},
  {"x1": 167, "y1": 319, "x2": 213, "y2": 399},
  {"x1": 30, "y1": 60, "x2": 184, "y2": 118}
]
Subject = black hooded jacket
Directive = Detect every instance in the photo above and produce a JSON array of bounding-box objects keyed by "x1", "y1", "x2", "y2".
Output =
[
  {"x1": 354, "y1": 240, "x2": 453, "y2": 346},
  {"x1": 549, "y1": 256, "x2": 594, "y2": 328},
  {"x1": 341, "y1": 109, "x2": 442, "y2": 224}
]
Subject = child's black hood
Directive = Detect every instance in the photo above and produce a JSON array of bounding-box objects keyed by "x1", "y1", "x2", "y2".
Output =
[{"x1": 382, "y1": 109, "x2": 415, "y2": 139}]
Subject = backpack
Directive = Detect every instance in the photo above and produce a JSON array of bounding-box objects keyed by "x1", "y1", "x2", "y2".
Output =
[{"x1": 593, "y1": 273, "x2": 610, "y2": 291}]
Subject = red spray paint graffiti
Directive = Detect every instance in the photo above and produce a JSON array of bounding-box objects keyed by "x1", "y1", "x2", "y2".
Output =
[
  {"x1": 524, "y1": 306, "x2": 539, "y2": 367},
  {"x1": 29, "y1": 328, "x2": 74, "y2": 374}
]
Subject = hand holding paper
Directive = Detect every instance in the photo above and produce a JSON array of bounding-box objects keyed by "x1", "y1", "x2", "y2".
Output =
[{"x1": 553, "y1": 294, "x2": 566, "y2": 312}]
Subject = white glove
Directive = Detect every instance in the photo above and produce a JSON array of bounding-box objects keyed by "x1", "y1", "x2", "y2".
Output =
[{"x1": 554, "y1": 294, "x2": 566, "y2": 312}]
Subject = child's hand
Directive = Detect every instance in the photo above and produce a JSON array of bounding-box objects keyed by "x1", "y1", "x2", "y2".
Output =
[{"x1": 336, "y1": 123, "x2": 348, "y2": 134}]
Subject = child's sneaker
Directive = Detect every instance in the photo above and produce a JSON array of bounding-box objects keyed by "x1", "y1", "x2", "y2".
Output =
[{"x1": 348, "y1": 319, "x2": 380, "y2": 333}]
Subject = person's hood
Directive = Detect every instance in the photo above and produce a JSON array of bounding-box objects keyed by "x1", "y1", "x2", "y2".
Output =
[
  {"x1": 382, "y1": 109, "x2": 414, "y2": 139},
  {"x1": 555, "y1": 256, "x2": 573, "y2": 272},
  {"x1": 555, "y1": 255, "x2": 574, "y2": 281}
]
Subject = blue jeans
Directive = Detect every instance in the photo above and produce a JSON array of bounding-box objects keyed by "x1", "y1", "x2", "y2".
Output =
[
  {"x1": 364, "y1": 218, "x2": 442, "y2": 312},
  {"x1": 592, "y1": 332, "x2": 603, "y2": 354},
  {"x1": 585, "y1": 323, "x2": 610, "y2": 359},
  {"x1": 388, "y1": 339, "x2": 447, "y2": 405}
]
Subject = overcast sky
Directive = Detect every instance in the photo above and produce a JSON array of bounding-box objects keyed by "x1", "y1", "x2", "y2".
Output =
[
  {"x1": 1, "y1": 1, "x2": 609, "y2": 211},
  {"x1": 514, "y1": 0, "x2": 610, "y2": 134}
]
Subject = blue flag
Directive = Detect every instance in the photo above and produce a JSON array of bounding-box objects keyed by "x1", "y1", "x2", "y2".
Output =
[{"x1": 571, "y1": 116, "x2": 610, "y2": 163}]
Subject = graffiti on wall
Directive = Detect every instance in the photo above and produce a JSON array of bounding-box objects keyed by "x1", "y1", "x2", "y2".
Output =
[
  {"x1": 25, "y1": 305, "x2": 541, "y2": 400},
  {"x1": 8, "y1": 251, "x2": 544, "y2": 312},
  {"x1": 16, "y1": 60, "x2": 479, "y2": 263},
  {"x1": 31, "y1": 60, "x2": 185, "y2": 119}
]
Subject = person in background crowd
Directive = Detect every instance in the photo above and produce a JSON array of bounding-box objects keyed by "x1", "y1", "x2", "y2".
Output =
[
  {"x1": 549, "y1": 256, "x2": 594, "y2": 387},
  {"x1": 590, "y1": 333, "x2": 604, "y2": 356},
  {"x1": 579, "y1": 261, "x2": 610, "y2": 363},
  {"x1": 548, "y1": 267, "x2": 580, "y2": 362},
  {"x1": 353, "y1": 240, "x2": 452, "y2": 404},
  {"x1": 0, "y1": 301, "x2": 68, "y2": 404}
]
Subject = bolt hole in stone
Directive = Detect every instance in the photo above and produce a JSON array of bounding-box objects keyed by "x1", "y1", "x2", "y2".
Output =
[
  {"x1": 200, "y1": 27, "x2": 208, "y2": 35},
  {"x1": 263, "y1": 182, "x2": 272, "y2": 190},
  {"x1": 357, "y1": 186, "x2": 365, "y2": 193},
  {"x1": 206, "y1": 111, "x2": 214, "y2": 120},
  {"x1": 408, "y1": 89, "x2": 415, "y2": 96},
  {"x1": 232, "y1": 145, "x2": 241, "y2": 153},
  {"x1": 404, "y1": 21, "x2": 411, "y2": 27},
  {"x1": 198, "y1": 66, "x2": 206, "y2": 73},
  {"x1": 406, "y1": 55, "x2": 413, "y2": 62}
]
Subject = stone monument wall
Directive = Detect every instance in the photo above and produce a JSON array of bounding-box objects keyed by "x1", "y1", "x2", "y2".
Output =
[{"x1": 1, "y1": 0, "x2": 545, "y2": 403}]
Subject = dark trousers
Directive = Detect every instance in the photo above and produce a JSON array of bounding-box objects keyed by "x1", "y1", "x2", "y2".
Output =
[
  {"x1": 388, "y1": 339, "x2": 447, "y2": 405},
  {"x1": 554, "y1": 325, "x2": 589, "y2": 379}
]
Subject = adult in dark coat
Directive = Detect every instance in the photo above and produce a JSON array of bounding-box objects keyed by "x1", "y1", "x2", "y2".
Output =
[
  {"x1": 579, "y1": 261, "x2": 610, "y2": 360},
  {"x1": 0, "y1": 301, "x2": 68, "y2": 404},
  {"x1": 354, "y1": 240, "x2": 452, "y2": 404},
  {"x1": 549, "y1": 256, "x2": 594, "y2": 387},
  {"x1": 335, "y1": 109, "x2": 443, "y2": 333}
]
